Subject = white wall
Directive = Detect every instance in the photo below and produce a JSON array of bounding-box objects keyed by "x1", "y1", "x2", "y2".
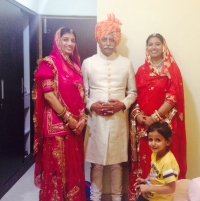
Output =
[
  {"x1": 15, "y1": 0, "x2": 97, "y2": 16},
  {"x1": 98, "y1": 0, "x2": 200, "y2": 179}
]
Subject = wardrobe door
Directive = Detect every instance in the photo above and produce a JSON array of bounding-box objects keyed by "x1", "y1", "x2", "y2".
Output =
[{"x1": 0, "y1": 0, "x2": 24, "y2": 189}]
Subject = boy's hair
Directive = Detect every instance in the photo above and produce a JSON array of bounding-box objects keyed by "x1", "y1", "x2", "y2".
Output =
[{"x1": 147, "y1": 122, "x2": 172, "y2": 140}]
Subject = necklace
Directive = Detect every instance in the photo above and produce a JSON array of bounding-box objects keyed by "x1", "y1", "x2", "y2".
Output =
[{"x1": 151, "y1": 60, "x2": 163, "y2": 69}]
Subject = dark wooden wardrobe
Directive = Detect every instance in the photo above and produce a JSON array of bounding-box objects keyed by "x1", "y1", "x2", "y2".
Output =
[
  {"x1": 0, "y1": 0, "x2": 37, "y2": 198},
  {"x1": 0, "y1": 0, "x2": 24, "y2": 196}
]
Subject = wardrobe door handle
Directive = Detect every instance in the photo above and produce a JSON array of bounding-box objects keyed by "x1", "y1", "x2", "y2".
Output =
[
  {"x1": 21, "y1": 78, "x2": 24, "y2": 94},
  {"x1": 1, "y1": 79, "x2": 4, "y2": 99}
]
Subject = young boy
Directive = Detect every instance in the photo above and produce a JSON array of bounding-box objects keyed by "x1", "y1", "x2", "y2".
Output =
[{"x1": 135, "y1": 122, "x2": 180, "y2": 201}]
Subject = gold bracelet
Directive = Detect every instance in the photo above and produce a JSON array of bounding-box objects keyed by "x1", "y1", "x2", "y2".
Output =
[
  {"x1": 131, "y1": 104, "x2": 141, "y2": 120},
  {"x1": 81, "y1": 118, "x2": 87, "y2": 123},
  {"x1": 63, "y1": 111, "x2": 71, "y2": 123},
  {"x1": 151, "y1": 112, "x2": 160, "y2": 122},
  {"x1": 133, "y1": 112, "x2": 141, "y2": 120},
  {"x1": 57, "y1": 107, "x2": 66, "y2": 117},
  {"x1": 80, "y1": 113, "x2": 88, "y2": 122},
  {"x1": 155, "y1": 110, "x2": 162, "y2": 120},
  {"x1": 65, "y1": 122, "x2": 69, "y2": 127}
]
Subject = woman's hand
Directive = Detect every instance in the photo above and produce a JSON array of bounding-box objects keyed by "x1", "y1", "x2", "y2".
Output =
[
  {"x1": 144, "y1": 115, "x2": 154, "y2": 126},
  {"x1": 68, "y1": 116, "x2": 78, "y2": 130},
  {"x1": 136, "y1": 114, "x2": 146, "y2": 125},
  {"x1": 72, "y1": 119, "x2": 86, "y2": 135}
]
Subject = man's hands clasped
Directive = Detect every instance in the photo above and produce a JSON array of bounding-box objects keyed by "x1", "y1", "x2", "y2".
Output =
[{"x1": 91, "y1": 99, "x2": 125, "y2": 117}]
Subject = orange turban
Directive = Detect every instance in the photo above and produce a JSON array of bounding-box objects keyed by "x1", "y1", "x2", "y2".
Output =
[{"x1": 95, "y1": 13, "x2": 122, "y2": 46}]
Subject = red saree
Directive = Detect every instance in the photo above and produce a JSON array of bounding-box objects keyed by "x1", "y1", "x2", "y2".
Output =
[
  {"x1": 129, "y1": 41, "x2": 186, "y2": 201},
  {"x1": 32, "y1": 28, "x2": 86, "y2": 201}
]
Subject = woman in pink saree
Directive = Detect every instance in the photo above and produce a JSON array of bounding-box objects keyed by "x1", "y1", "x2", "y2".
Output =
[
  {"x1": 129, "y1": 33, "x2": 187, "y2": 201},
  {"x1": 32, "y1": 27, "x2": 87, "y2": 201}
]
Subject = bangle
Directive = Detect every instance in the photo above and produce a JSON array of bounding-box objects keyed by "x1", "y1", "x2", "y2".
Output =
[
  {"x1": 65, "y1": 122, "x2": 69, "y2": 127},
  {"x1": 134, "y1": 112, "x2": 141, "y2": 120},
  {"x1": 57, "y1": 107, "x2": 66, "y2": 117},
  {"x1": 81, "y1": 118, "x2": 87, "y2": 123},
  {"x1": 79, "y1": 113, "x2": 88, "y2": 123},
  {"x1": 151, "y1": 110, "x2": 162, "y2": 122},
  {"x1": 155, "y1": 110, "x2": 162, "y2": 120},
  {"x1": 62, "y1": 111, "x2": 71, "y2": 123},
  {"x1": 131, "y1": 104, "x2": 141, "y2": 120},
  {"x1": 151, "y1": 113, "x2": 159, "y2": 122}
]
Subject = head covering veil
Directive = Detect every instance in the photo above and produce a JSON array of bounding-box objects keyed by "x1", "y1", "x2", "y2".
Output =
[
  {"x1": 145, "y1": 34, "x2": 185, "y2": 118},
  {"x1": 51, "y1": 27, "x2": 81, "y2": 74}
]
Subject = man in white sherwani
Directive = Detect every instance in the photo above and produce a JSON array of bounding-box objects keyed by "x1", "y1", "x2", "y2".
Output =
[{"x1": 82, "y1": 13, "x2": 137, "y2": 201}]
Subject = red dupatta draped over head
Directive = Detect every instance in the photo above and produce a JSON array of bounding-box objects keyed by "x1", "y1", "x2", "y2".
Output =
[
  {"x1": 51, "y1": 27, "x2": 81, "y2": 74},
  {"x1": 145, "y1": 33, "x2": 185, "y2": 123}
]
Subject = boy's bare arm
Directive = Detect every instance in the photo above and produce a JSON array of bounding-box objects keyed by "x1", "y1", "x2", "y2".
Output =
[{"x1": 137, "y1": 181, "x2": 176, "y2": 194}]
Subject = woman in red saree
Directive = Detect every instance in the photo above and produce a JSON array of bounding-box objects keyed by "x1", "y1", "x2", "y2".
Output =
[
  {"x1": 32, "y1": 27, "x2": 87, "y2": 201},
  {"x1": 129, "y1": 33, "x2": 186, "y2": 201}
]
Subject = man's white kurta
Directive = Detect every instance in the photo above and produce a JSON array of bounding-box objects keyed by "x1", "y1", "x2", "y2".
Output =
[{"x1": 82, "y1": 52, "x2": 137, "y2": 165}]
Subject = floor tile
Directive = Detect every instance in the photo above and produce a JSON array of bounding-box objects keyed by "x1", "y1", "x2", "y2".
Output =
[
  {"x1": 1, "y1": 162, "x2": 91, "y2": 201},
  {"x1": 1, "y1": 165, "x2": 39, "y2": 201}
]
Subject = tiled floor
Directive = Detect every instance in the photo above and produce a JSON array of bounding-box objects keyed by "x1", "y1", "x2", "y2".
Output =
[
  {"x1": 1, "y1": 165, "x2": 39, "y2": 201},
  {"x1": 1, "y1": 162, "x2": 128, "y2": 201},
  {"x1": 1, "y1": 162, "x2": 91, "y2": 201}
]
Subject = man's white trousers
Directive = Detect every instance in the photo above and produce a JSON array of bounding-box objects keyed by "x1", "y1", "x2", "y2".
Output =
[{"x1": 90, "y1": 163, "x2": 122, "y2": 201}]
